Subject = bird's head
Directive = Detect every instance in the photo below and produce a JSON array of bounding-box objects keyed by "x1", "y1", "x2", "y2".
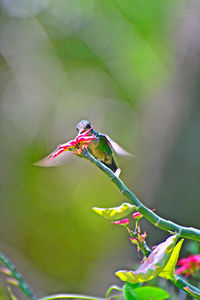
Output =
[{"x1": 76, "y1": 120, "x2": 92, "y2": 134}]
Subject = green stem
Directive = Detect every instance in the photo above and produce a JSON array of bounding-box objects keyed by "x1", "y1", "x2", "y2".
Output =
[
  {"x1": 138, "y1": 240, "x2": 151, "y2": 257},
  {"x1": 106, "y1": 285, "x2": 123, "y2": 299},
  {"x1": 0, "y1": 252, "x2": 37, "y2": 300},
  {"x1": 38, "y1": 294, "x2": 105, "y2": 300},
  {"x1": 128, "y1": 229, "x2": 151, "y2": 257},
  {"x1": 172, "y1": 275, "x2": 200, "y2": 299},
  {"x1": 82, "y1": 150, "x2": 200, "y2": 241}
]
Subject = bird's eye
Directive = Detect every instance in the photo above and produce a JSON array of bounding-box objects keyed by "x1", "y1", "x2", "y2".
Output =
[{"x1": 86, "y1": 123, "x2": 91, "y2": 129}]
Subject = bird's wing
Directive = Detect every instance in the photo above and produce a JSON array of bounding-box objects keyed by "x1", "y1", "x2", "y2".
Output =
[
  {"x1": 104, "y1": 134, "x2": 134, "y2": 156},
  {"x1": 34, "y1": 144, "x2": 72, "y2": 167}
]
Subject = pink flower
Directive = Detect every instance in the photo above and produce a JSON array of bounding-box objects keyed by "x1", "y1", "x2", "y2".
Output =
[
  {"x1": 132, "y1": 212, "x2": 143, "y2": 220},
  {"x1": 176, "y1": 254, "x2": 200, "y2": 277},
  {"x1": 133, "y1": 209, "x2": 155, "y2": 220},
  {"x1": 112, "y1": 219, "x2": 130, "y2": 226},
  {"x1": 50, "y1": 128, "x2": 96, "y2": 159},
  {"x1": 138, "y1": 231, "x2": 147, "y2": 243},
  {"x1": 34, "y1": 127, "x2": 97, "y2": 167},
  {"x1": 129, "y1": 232, "x2": 147, "y2": 253}
]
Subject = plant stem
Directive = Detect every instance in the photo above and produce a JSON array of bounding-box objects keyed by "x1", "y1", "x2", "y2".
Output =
[
  {"x1": 82, "y1": 150, "x2": 200, "y2": 241},
  {"x1": 106, "y1": 285, "x2": 123, "y2": 299},
  {"x1": 172, "y1": 275, "x2": 200, "y2": 299},
  {"x1": 38, "y1": 294, "x2": 105, "y2": 300},
  {"x1": 0, "y1": 252, "x2": 37, "y2": 300},
  {"x1": 128, "y1": 229, "x2": 151, "y2": 257}
]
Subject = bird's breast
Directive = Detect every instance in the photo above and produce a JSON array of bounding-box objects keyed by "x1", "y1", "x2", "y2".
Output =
[{"x1": 88, "y1": 138, "x2": 112, "y2": 163}]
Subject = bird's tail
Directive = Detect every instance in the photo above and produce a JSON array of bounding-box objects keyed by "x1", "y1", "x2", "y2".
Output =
[
  {"x1": 103, "y1": 158, "x2": 121, "y2": 177},
  {"x1": 114, "y1": 168, "x2": 121, "y2": 178}
]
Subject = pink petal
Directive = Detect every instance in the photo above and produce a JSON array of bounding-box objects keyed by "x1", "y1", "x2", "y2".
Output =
[
  {"x1": 132, "y1": 212, "x2": 142, "y2": 219},
  {"x1": 112, "y1": 218, "x2": 130, "y2": 225}
]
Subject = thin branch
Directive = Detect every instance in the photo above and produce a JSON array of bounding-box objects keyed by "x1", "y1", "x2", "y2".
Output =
[
  {"x1": 38, "y1": 294, "x2": 105, "y2": 300},
  {"x1": 106, "y1": 285, "x2": 123, "y2": 300},
  {"x1": 0, "y1": 252, "x2": 37, "y2": 300},
  {"x1": 128, "y1": 229, "x2": 151, "y2": 257},
  {"x1": 82, "y1": 149, "x2": 200, "y2": 241},
  {"x1": 172, "y1": 275, "x2": 200, "y2": 300}
]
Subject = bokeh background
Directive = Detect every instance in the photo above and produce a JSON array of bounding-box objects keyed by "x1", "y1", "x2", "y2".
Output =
[{"x1": 0, "y1": 0, "x2": 200, "y2": 299}]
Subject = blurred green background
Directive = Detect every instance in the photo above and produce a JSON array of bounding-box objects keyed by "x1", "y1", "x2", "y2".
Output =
[{"x1": 0, "y1": 0, "x2": 200, "y2": 298}]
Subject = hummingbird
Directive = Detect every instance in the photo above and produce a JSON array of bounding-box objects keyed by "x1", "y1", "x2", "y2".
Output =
[
  {"x1": 76, "y1": 120, "x2": 132, "y2": 175},
  {"x1": 35, "y1": 120, "x2": 132, "y2": 175}
]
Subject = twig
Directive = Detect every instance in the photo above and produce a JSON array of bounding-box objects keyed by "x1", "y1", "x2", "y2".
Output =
[
  {"x1": 38, "y1": 294, "x2": 105, "y2": 300},
  {"x1": 172, "y1": 275, "x2": 200, "y2": 300}
]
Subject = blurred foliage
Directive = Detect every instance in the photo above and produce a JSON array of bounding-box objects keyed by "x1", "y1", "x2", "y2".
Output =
[
  {"x1": 186, "y1": 241, "x2": 200, "y2": 255},
  {"x1": 0, "y1": 0, "x2": 199, "y2": 298},
  {"x1": 0, "y1": 285, "x2": 9, "y2": 300}
]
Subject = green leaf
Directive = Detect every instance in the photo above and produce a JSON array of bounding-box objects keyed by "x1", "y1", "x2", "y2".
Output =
[
  {"x1": 123, "y1": 283, "x2": 169, "y2": 300},
  {"x1": 116, "y1": 235, "x2": 178, "y2": 283},
  {"x1": 133, "y1": 286, "x2": 169, "y2": 300},
  {"x1": 92, "y1": 203, "x2": 136, "y2": 221},
  {"x1": 160, "y1": 239, "x2": 184, "y2": 280},
  {"x1": 123, "y1": 282, "x2": 137, "y2": 300},
  {"x1": 186, "y1": 241, "x2": 200, "y2": 254}
]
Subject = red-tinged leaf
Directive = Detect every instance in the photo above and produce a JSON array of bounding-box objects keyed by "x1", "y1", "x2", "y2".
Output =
[
  {"x1": 0, "y1": 266, "x2": 12, "y2": 276},
  {"x1": 6, "y1": 277, "x2": 19, "y2": 286},
  {"x1": 116, "y1": 235, "x2": 178, "y2": 283},
  {"x1": 92, "y1": 203, "x2": 136, "y2": 221}
]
